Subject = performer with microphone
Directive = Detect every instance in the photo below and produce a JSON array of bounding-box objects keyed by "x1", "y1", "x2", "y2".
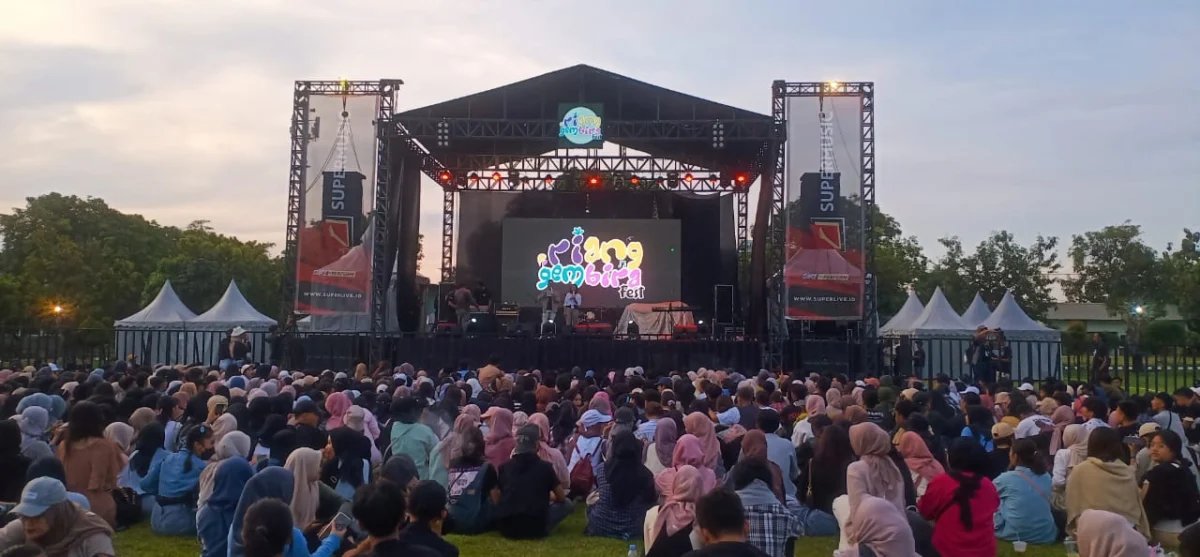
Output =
[{"x1": 564, "y1": 285, "x2": 582, "y2": 329}]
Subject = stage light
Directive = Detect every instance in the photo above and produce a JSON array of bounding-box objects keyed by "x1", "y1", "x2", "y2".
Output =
[
  {"x1": 469, "y1": 173, "x2": 480, "y2": 182},
  {"x1": 438, "y1": 171, "x2": 451, "y2": 182},
  {"x1": 544, "y1": 175, "x2": 554, "y2": 184},
  {"x1": 491, "y1": 172, "x2": 502, "y2": 182},
  {"x1": 586, "y1": 175, "x2": 602, "y2": 189},
  {"x1": 630, "y1": 176, "x2": 640, "y2": 186},
  {"x1": 53, "y1": 305, "x2": 63, "y2": 314},
  {"x1": 828, "y1": 80, "x2": 839, "y2": 89},
  {"x1": 683, "y1": 173, "x2": 694, "y2": 184},
  {"x1": 735, "y1": 172, "x2": 749, "y2": 186},
  {"x1": 470, "y1": 317, "x2": 477, "y2": 323}
]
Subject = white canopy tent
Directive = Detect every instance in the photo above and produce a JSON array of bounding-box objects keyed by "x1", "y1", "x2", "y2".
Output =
[
  {"x1": 114, "y1": 281, "x2": 197, "y2": 365},
  {"x1": 880, "y1": 291, "x2": 925, "y2": 334},
  {"x1": 186, "y1": 280, "x2": 277, "y2": 364},
  {"x1": 894, "y1": 287, "x2": 975, "y2": 376},
  {"x1": 981, "y1": 291, "x2": 1061, "y2": 379},
  {"x1": 960, "y1": 293, "x2": 992, "y2": 328}
]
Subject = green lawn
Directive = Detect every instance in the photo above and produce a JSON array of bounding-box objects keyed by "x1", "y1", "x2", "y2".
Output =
[{"x1": 114, "y1": 507, "x2": 1062, "y2": 557}]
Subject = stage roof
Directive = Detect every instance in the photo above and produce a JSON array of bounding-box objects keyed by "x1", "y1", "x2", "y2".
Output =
[{"x1": 395, "y1": 64, "x2": 772, "y2": 170}]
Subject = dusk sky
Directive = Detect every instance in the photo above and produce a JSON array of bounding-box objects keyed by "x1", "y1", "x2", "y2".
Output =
[{"x1": 2, "y1": 1, "x2": 1197, "y2": 280}]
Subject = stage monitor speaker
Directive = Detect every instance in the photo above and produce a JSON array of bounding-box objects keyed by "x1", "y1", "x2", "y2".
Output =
[{"x1": 463, "y1": 311, "x2": 498, "y2": 334}]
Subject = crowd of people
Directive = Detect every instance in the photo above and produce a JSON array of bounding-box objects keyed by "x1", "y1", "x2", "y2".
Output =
[{"x1": 3, "y1": 358, "x2": 1200, "y2": 557}]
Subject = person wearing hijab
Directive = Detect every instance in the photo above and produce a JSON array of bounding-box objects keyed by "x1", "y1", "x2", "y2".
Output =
[
  {"x1": 682, "y1": 412, "x2": 720, "y2": 474},
  {"x1": 644, "y1": 464, "x2": 703, "y2": 557},
  {"x1": 918, "y1": 438, "x2": 1000, "y2": 557},
  {"x1": 17, "y1": 406, "x2": 55, "y2": 461},
  {"x1": 790, "y1": 395, "x2": 826, "y2": 446},
  {"x1": 647, "y1": 417, "x2": 677, "y2": 475},
  {"x1": 482, "y1": 406, "x2": 517, "y2": 469},
  {"x1": 198, "y1": 431, "x2": 251, "y2": 507},
  {"x1": 141, "y1": 423, "x2": 214, "y2": 535},
  {"x1": 104, "y1": 422, "x2": 135, "y2": 457},
  {"x1": 428, "y1": 412, "x2": 474, "y2": 487},
  {"x1": 284, "y1": 447, "x2": 322, "y2": 530},
  {"x1": 227, "y1": 467, "x2": 343, "y2": 557},
  {"x1": 0, "y1": 477, "x2": 115, "y2": 557},
  {"x1": 324, "y1": 392, "x2": 351, "y2": 430},
  {"x1": 197, "y1": 458, "x2": 255, "y2": 557},
  {"x1": 1076, "y1": 509, "x2": 1151, "y2": 557},
  {"x1": 129, "y1": 406, "x2": 157, "y2": 434},
  {"x1": 528, "y1": 413, "x2": 569, "y2": 487},
  {"x1": 0, "y1": 420, "x2": 31, "y2": 502},
  {"x1": 120, "y1": 422, "x2": 171, "y2": 516},
  {"x1": 898, "y1": 431, "x2": 944, "y2": 500},
  {"x1": 851, "y1": 495, "x2": 917, "y2": 557},
  {"x1": 826, "y1": 388, "x2": 845, "y2": 419},
  {"x1": 388, "y1": 397, "x2": 439, "y2": 472},
  {"x1": 585, "y1": 430, "x2": 657, "y2": 539},
  {"x1": 252, "y1": 414, "x2": 288, "y2": 467},
  {"x1": 655, "y1": 434, "x2": 718, "y2": 497},
  {"x1": 57, "y1": 401, "x2": 125, "y2": 527},
  {"x1": 1051, "y1": 423, "x2": 1088, "y2": 511},
  {"x1": 1048, "y1": 404, "x2": 1076, "y2": 455},
  {"x1": 322, "y1": 428, "x2": 372, "y2": 500},
  {"x1": 834, "y1": 422, "x2": 907, "y2": 550}
]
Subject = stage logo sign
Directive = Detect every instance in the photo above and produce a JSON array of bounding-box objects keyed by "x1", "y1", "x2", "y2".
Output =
[
  {"x1": 558, "y1": 103, "x2": 604, "y2": 148},
  {"x1": 535, "y1": 226, "x2": 643, "y2": 299},
  {"x1": 783, "y1": 97, "x2": 865, "y2": 320}
]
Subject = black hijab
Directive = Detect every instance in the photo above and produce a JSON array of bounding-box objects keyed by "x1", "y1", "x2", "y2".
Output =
[
  {"x1": 130, "y1": 422, "x2": 166, "y2": 476},
  {"x1": 26, "y1": 456, "x2": 67, "y2": 484},
  {"x1": 605, "y1": 430, "x2": 656, "y2": 509},
  {"x1": 321, "y1": 427, "x2": 371, "y2": 488},
  {"x1": 0, "y1": 420, "x2": 31, "y2": 501}
]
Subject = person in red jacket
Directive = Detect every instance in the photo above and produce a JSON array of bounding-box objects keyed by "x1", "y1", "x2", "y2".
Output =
[{"x1": 917, "y1": 438, "x2": 1000, "y2": 557}]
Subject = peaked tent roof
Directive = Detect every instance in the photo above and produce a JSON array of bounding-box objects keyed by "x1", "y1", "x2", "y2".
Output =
[
  {"x1": 189, "y1": 280, "x2": 277, "y2": 329},
  {"x1": 982, "y1": 291, "x2": 1056, "y2": 332},
  {"x1": 115, "y1": 280, "x2": 198, "y2": 327},
  {"x1": 899, "y1": 287, "x2": 973, "y2": 336},
  {"x1": 880, "y1": 291, "x2": 925, "y2": 334},
  {"x1": 960, "y1": 293, "x2": 993, "y2": 327}
]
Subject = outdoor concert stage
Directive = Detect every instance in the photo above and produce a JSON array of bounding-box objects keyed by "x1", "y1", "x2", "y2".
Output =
[{"x1": 281, "y1": 66, "x2": 876, "y2": 371}]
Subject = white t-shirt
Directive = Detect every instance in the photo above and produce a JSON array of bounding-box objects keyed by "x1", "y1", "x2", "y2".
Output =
[{"x1": 1015, "y1": 415, "x2": 1054, "y2": 439}]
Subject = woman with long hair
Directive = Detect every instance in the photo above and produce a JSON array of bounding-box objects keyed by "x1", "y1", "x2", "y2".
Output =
[
  {"x1": 120, "y1": 422, "x2": 170, "y2": 515},
  {"x1": 918, "y1": 438, "x2": 1000, "y2": 557},
  {"x1": 960, "y1": 405, "x2": 995, "y2": 451},
  {"x1": 140, "y1": 422, "x2": 214, "y2": 535},
  {"x1": 56, "y1": 400, "x2": 125, "y2": 526},
  {"x1": 806, "y1": 423, "x2": 854, "y2": 514},
  {"x1": 993, "y1": 438, "x2": 1057, "y2": 544},
  {"x1": 585, "y1": 430, "x2": 657, "y2": 539},
  {"x1": 1142, "y1": 429, "x2": 1200, "y2": 549},
  {"x1": 1066, "y1": 427, "x2": 1150, "y2": 540},
  {"x1": 321, "y1": 428, "x2": 372, "y2": 500}
]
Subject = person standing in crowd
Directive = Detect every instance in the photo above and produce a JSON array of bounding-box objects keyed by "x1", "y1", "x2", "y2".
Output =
[
  {"x1": 494, "y1": 424, "x2": 573, "y2": 539},
  {"x1": 918, "y1": 438, "x2": 1000, "y2": 557},
  {"x1": 992, "y1": 438, "x2": 1057, "y2": 545},
  {"x1": 57, "y1": 401, "x2": 124, "y2": 527},
  {"x1": 1090, "y1": 333, "x2": 1110, "y2": 382},
  {"x1": 140, "y1": 423, "x2": 213, "y2": 535},
  {"x1": 0, "y1": 477, "x2": 115, "y2": 556}
]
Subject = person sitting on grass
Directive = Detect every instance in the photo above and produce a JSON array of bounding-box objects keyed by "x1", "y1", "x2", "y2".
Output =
[
  {"x1": 494, "y1": 424, "x2": 573, "y2": 540},
  {"x1": 0, "y1": 477, "x2": 115, "y2": 557},
  {"x1": 730, "y1": 458, "x2": 800, "y2": 557},
  {"x1": 850, "y1": 495, "x2": 918, "y2": 557},
  {"x1": 241, "y1": 498, "x2": 294, "y2": 557},
  {"x1": 388, "y1": 397, "x2": 439, "y2": 472},
  {"x1": 398, "y1": 481, "x2": 459, "y2": 557},
  {"x1": 350, "y1": 480, "x2": 439, "y2": 557},
  {"x1": 140, "y1": 423, "x2": 212, "y2": 535},
  {"x1": 1065, "y1": 427, "x2": 1150, "y2": 540},
  {"x1": 645, "y1": 465, "x2": 703, "y2": 557},
  {"x1": 586, "y1": 430, "x2": 657, "y2": 539},
  {"x1": 228, "y1": 467, "x2": 343, "y2": 557},
  {"x1": 992, "y1": 438, "x2": 1058, "y2": 545},
  {"x1": 1141, "y1": 429, "x2": 1200, "y2": 549},
  {"x1": 685, "y1": 488, "x2": 771, "y2": 557},
  {"x1": 917, "y1": 438, "x2": 1000, "y2": 557}
]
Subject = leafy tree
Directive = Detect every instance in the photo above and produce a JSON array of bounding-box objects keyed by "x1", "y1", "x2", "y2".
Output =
[
  {"x1": 1062, "y1": 320, "x2": 1089, "y2": 356},
  {"x1": 1160, "y1": 228, "x2": 1200, "y2": 332},
  {"x1": 916, "y1": 231, "x2": 1060, "y2": 319},
  {"x1": 0, "y1": 194, "x2": 177, "y2": 326},
  {"x1": 144, "y1": 221, "x2": 284, "y2": 320},
  {"x1": 1141, "y1": 320, "x2": 1189, "y2": 356},
  {"x1": 872, "y1": 208, "x2": 929, "y2": 318},
  {"x1": 1062, "y1": 222, "x2": 1164, "y2": 314}
]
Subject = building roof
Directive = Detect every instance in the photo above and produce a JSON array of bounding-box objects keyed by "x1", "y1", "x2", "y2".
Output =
[{"x1": 1046, "y1": 302, "x2": 1184, "y2": 322}]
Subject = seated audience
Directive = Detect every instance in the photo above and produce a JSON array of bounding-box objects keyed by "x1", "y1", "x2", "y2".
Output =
[
  {"x1": 686, "y1": 488, "x2": 771, "y2": 557},
  {"x1": 57, "y1": 401, "x2": 124, "y2": 527},
  {"x1": 586, "y1": 430, "x2": 657, "y2": 539},
  {"x1": 494, "y1": 424, "x2": 573, "y2": 539},
  {"x1": 1141, "y1": 429, "x2": 1200, "y2": 549},
  {"x1": 646, "y1": 418, "x2": 677, "y2": 475},
  {"x1": 197, "y1": 458, "x2": 255, "y2": 557},
  {"x1": 119, "y1": 422, "x2": 170, "y2": 516},
  {"x1": 323, "y1": 428, "x2": 372, "y2": 500},
  {"x1": 897, "y1": 431, "x2": 942, "y2": 501},
  {"x1": 241, "y1": 499, "x2": 294, "y2": 557},
  {"x1": 0, "y1": 477, "x2": 115, "y2": 556},
  {"x1": 389, "y1": 397, "x2": 439, "y2": 472},
  {"x1": 730, "y1": 458, "x2": 800, "y2": 557},
  {"x1": 992, "y1": 438, "x2": 1057, "y2": 544},
  {"x1": 398, "y1": 481, "x2": 459, "y2": 557},
  {"x1": 1065, "y1": 426, "x2": 1151, "y2": 539},
  {"x1": 283, "y1": 448, "x2": 322, "y2": 532},
  {"x1": 0, "y1": 420, "x2": 32, "y2": 503},
  {"x1": 1076, "y1": 509, "x2": 1151, "y2": 557},
  {"x1": 834, "y1": 423, "x2": 905, "y2": 550},
  {"x1": 851, "y1": 495, "x2": 917, "y2": 557},
  {"x1": 350, "y1": 478, "x2": 438, "y2": 557},
  {"x1": 644, "y1": 465, "x2": 703, "y2": 557},
  {"x1": 140, "y1": 424, "x2": 213, "y2": 535},
  {"x1": 917, "y1": 438, "x2": 1000, "y2": 557},
  {"x1": 228, "y1": 467, "x2": 342, "y2": 557}
]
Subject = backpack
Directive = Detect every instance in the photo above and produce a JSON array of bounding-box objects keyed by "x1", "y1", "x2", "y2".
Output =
[
  {"x1": 569, "y1": 437, "x2": 604, "y2": 497},
  {"x1": 448, "y1": 464, "x2": 493, "y2": 535}
]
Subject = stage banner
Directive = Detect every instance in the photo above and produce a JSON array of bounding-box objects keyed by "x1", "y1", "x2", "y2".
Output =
[
  {"x1": 783, "y1": 95, "x2": 864, "y2": 320},
  {"x1": 295, "y1": 94, "x2": 379, "y2": 315}
]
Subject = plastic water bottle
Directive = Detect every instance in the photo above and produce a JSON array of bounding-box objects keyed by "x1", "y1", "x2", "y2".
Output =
[
  {"x1": 1063, "y1": 536, "x2": 1079, "y2": 557},
  {"x1": 627, "y1": 544, "x2": 638, "y2": 557}
]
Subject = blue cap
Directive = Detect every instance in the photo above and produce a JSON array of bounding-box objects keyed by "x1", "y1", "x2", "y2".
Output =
[{"x1": 12, "y1": 477, "x2": 68, "y2": 517}]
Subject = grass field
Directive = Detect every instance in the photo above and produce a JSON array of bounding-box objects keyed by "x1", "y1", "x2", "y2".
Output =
[{"x1": 113, "y1": 507, "x2": 1064, "y2": 557}]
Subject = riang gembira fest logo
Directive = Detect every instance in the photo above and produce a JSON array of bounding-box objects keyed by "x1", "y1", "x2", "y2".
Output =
[{"x1": 536, "y1": 227, "x2": 644, "y2": 300}]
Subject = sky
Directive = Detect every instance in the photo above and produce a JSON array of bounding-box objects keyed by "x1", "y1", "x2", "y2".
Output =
[{"x1": 2, "y1": 0, "x2": 1198, "y2": 282}]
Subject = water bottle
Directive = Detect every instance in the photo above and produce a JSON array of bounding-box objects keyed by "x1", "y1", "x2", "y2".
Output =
[
  {"x1": 627, "y1": 544, "x2": 638, "y2": 557},
  {"x1": 1063, "y1": 536, "x2": 1078, "y2": 557}
]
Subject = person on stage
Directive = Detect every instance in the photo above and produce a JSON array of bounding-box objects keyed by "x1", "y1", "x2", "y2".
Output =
[
  {"x1": 537, "y1": 287, "x2": 560, "y2": 329},
  {"x1": 450, "y1": 283, "x2": 476, "y2": 330},
  {"x1": 563, "y1": 285, "x2": 582, "y2": 329},
  {"x1": 473, "y1": 281, "x2": 493, "y2": 312}
]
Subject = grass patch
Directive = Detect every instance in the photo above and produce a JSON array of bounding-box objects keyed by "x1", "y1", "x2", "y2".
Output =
[{"x1": 114, "y1": 507, "x2": 1063, "y2": 557}]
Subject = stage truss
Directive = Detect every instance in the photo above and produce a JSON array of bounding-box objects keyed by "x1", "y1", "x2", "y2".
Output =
[
  {"x1": 767, "y1": 81, "x2": 876, "y2": 371},
  {"x1": 283, "y1": 79, "x2": 402, "y2": 364}
]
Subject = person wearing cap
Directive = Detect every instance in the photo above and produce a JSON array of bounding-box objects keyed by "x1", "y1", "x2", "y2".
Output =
[
  {"x1": 1135, "y1": 422, "x2": 1164, "y2": 483},
  {"x1": 988, "y1": 422, "x2": 1015, "y2": 479},
  {"x1": 494, "y1": 424, "x2": 573, "y2": 539},
  {"x1": 567, "y1": 409, "x2": 611, "y2": 478},
  {"x1": 290, "y1": 399, "x2": 328, "y2": 452},
  {"x1": 141, "y1": 423, "x2": 214, "y2": 535},
  {"x1": 0, "y1": 477, "x2": 115, "y2": 556},
  {"x1": 218, "y1": 327, "x2": 252, "y2": 372}
]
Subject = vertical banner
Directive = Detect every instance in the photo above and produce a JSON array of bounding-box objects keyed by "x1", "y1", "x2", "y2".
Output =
[
  {"x1": 295, "y1": 94, "x2": 379, "y2": 315},
  {"x1": 783, "y1": 96, "x2": 864, "y2": 320}
]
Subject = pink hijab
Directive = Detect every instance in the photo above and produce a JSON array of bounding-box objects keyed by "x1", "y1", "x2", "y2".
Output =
[
  {"x1": 511, "y1": 411, "x2": 529, "y2": 436},
  {"x1": 484, "y1": 408, "x2": 516, "y2": 467},
  {"x1": 805, "y1": 394, "x2": 826, "y2": 417},
  {"x1": 1077, "y1": 509, "x2": 1149, "y2": 557},
  {"x1": 849, "y1": 423, "x2": 904, "y2": 502},
  {"x1": 654, "y1": 418, "x2": 678, "y2": 467},
  {"x1": 852, "y1": 495, "x2": 917, "y2": 556},
  {"x1": 443, "y1": 413, "x2": 478, "y2": 467},
  {"x1": 898, "y1": 431, "x2": 944, "y2": 481},
  {"x1": 1049, "y1": 405, "x2": 1076, "y2": 454},
  {"x1": 324, "y1": 392, "x2": 351, "y2": 430},
  {"x1": 528, "y1": 413, "x2": 569, "y2": 485},
  {"x1": 682, "y1": 412, "x2": 719, "y2": 470},
  {"x1": 462, "y1": 404, "x2": 481, "y2": 426},
  {"x1": 826, "y1": 388, "x2": 845, "y2": 410},
  {"x1": 653, "y1": 465, "x2": 702, "y2": 538},
  {"x1": 655, "y1": 434, "x2": 717, "y2": 496}
]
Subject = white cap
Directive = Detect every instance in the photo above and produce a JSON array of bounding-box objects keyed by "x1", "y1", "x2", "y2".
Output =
[{"x1": 1019, "y1": 383, "x2": 1035, "y2": 392}]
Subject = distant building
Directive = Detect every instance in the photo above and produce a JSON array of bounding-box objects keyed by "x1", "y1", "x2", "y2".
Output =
[{"x1": 1045, "y1": 302, "x2": 1186, "y2": 335}]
